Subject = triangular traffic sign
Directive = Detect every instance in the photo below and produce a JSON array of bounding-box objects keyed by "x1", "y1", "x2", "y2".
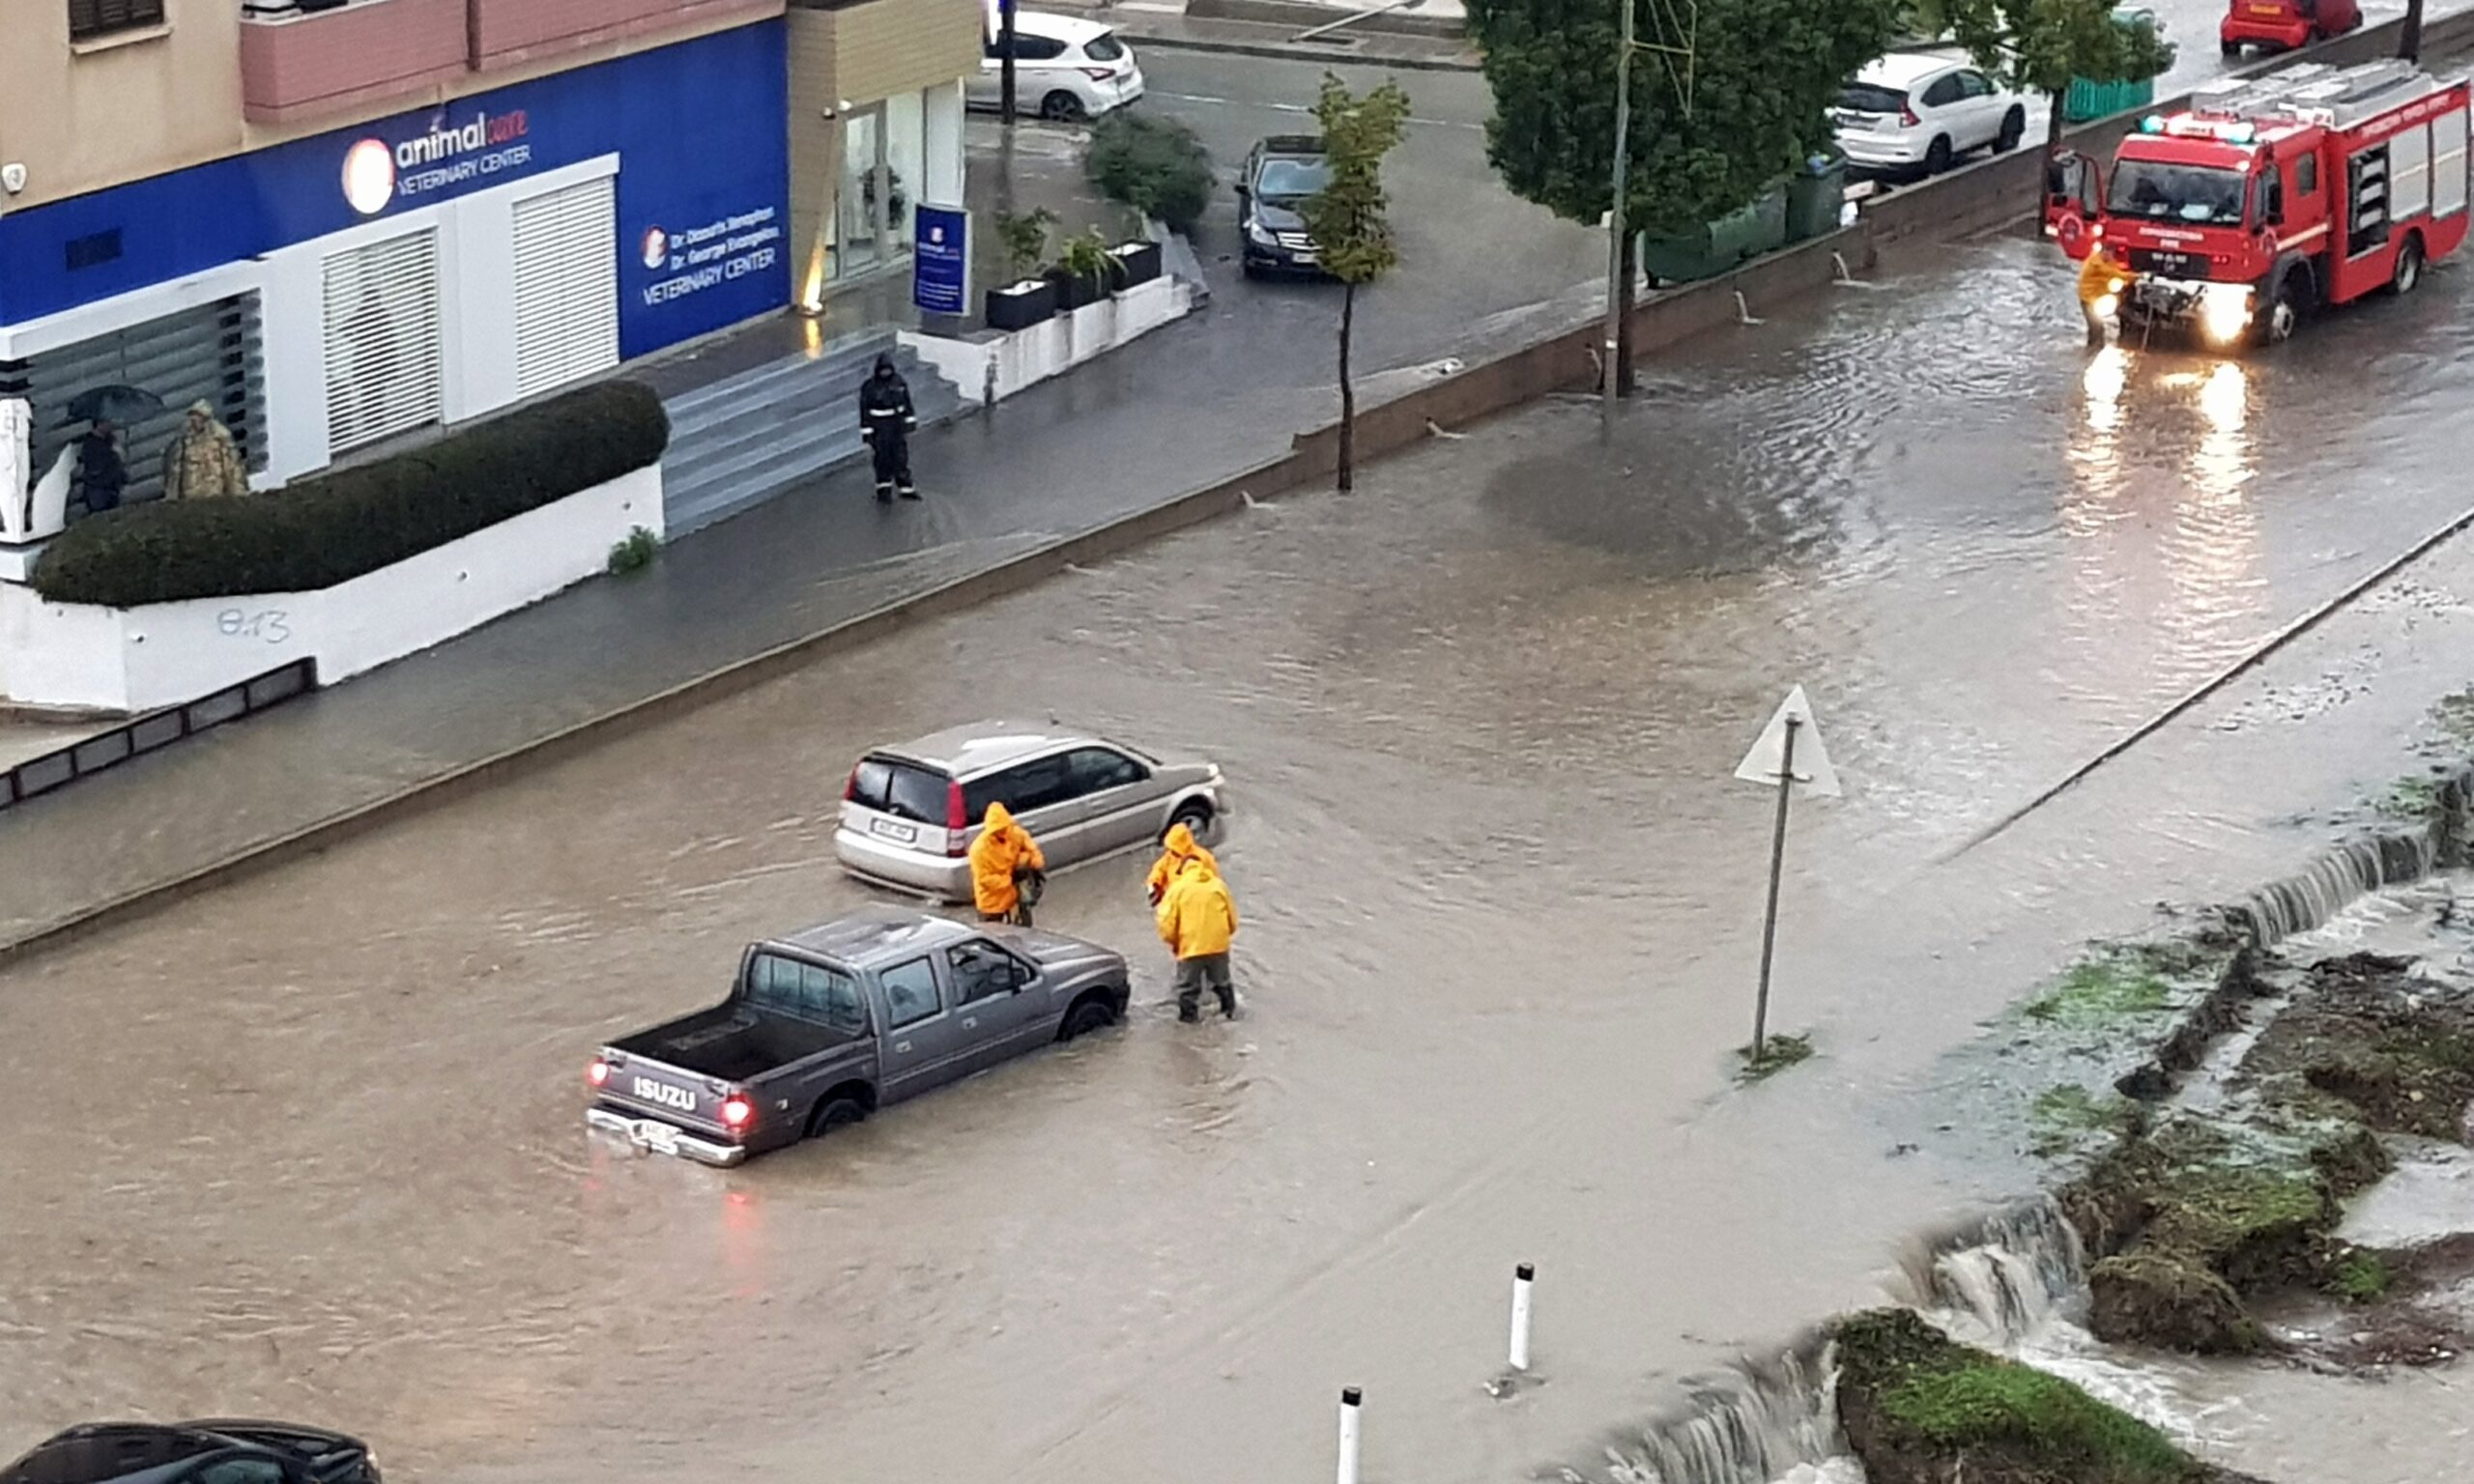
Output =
[{"x1": 1734, "y1": 685, "x2": 1841, "y2": 797}]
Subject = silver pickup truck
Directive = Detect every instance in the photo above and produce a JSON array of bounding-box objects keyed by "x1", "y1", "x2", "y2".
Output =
[{"x1": 586, "y1": 908, "x2": 1131, "y2": 1166}]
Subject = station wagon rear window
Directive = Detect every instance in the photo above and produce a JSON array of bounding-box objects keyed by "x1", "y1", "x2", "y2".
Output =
[{"x1": 850, "y1": 755, "x2": 953, "y2": 823}]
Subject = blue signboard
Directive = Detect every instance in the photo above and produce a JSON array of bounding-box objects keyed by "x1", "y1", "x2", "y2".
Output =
[
  {"x1": 912, "y1": 205, "x2": 970, "y2": 317},
  {"x1": 0, "y1": 21, "x2": 790, "y2": 359}
]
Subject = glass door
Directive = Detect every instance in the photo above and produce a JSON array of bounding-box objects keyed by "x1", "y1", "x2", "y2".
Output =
[{"x1": 835, "y1": 103, "x2": 890, "y2": 280}]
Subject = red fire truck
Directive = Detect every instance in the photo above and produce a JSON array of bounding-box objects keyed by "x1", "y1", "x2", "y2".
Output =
[{"x1": 2046, "y1": 59, "x2": 2471, "y2": 347}]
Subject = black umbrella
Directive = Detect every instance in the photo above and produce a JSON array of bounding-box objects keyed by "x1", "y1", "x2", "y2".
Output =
[{"x1": 62, "y1": 384, "x2": 165, "y2": 426}]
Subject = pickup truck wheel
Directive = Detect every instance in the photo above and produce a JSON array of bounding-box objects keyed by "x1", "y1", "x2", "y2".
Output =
[
  {"x1": 807, "y1": 1097, "x2": 868, "y2": 1138},
  {"x1": 1061, "y1": 995, "x2": 1120, "y2": 1041}
]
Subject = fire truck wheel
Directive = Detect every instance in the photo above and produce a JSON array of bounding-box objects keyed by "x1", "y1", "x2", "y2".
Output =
[
  {"x1": 2262, "y1": 274, "x2": 2304, "y2": 345},
  {"x1": 2391, "y1": 235, "x2": 2426, "y2": 297}
]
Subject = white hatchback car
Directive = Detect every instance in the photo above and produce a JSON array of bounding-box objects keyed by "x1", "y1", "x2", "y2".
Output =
[
  {"x1": 967, "y1": 11, "x2": 1145, "y2": 123},
  {"x1": 1833, "y1": 51, "x2": 2031, "y2": 176}
]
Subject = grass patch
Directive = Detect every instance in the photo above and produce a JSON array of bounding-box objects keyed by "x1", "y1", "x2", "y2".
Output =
[
  {"x1": 607, "y1": 526, "x2": 659, "y2": 575},
  {"x1": 2375, "y1": 772, "x2": 2444, "y2": 818},
  {"x1": 2431, "y1": 687, "x2": 2474, "y2": 751},
  {"x1": 1835, "y1": 1309, "x2": 2206, "y2": 1483},
  {"x1": 2328, "y1": 1249, "x2": 2393, "y2": 1304},
  {"x1": 1738, "y1": 1031, "x2": 1814, "y2": 1082},
  {"x1": 2029, "y1": 1083, "x2": 2139, "y2": 1156},
  {"x1": 2023, "y1": 948, "x2": 2178, "y2": 1026}
]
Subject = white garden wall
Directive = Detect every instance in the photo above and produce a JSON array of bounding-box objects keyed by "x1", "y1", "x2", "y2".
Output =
[
  {"x1": 0, "y1": 464, "x2": 661, "y2": 715},
  {"x1": 901, "y1": 274, "x2": 1194, "y2": 410}
]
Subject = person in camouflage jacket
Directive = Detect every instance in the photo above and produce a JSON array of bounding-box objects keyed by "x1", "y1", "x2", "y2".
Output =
[{"x1": 160, "y1": 400, "x2": 248, "y2": 500}]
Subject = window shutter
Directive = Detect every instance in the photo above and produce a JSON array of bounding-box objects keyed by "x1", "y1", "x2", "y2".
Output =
[
  {"x1": 321, "y1": 230, "x2": 445, "y2": 455},
  {"x1": 512, "y1": 177, "x2": 620, "y2": 398}
]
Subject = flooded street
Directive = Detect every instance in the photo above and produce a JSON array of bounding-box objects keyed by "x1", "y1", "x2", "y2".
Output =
[{"x1": 11, "y1": 239, "x2": 2474, "y2": 1482}]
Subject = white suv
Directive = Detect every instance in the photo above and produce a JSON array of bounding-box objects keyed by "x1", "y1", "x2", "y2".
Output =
[
  {"x1": 966, "y1": 11, "x2": 1146, "y2": 122},
  {"x1": 1833, "y1": 51, "x2": 2030, "y2": 176}
]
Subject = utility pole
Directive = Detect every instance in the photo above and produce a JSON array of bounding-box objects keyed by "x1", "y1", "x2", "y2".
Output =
[
  {"x1": 1600, "y1": 0, "x2": 1635, "y2": 407},
  {"x1": 1000, "y1": 0, "x2": 1020, "y2": 125}
]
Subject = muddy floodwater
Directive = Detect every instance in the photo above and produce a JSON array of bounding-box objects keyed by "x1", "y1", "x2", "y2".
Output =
[{"x1": 11, "y1": 240, "x2": 2474, "y2": 1483}]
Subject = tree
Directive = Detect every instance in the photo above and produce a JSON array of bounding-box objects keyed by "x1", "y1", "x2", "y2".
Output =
[
  {"x1": 2402, "y1": 0, "x2": 2425, "y2": 62},
  {"x1": 1469, "y1": 0, "x2": 1900, "y2": 394},
  {"x1": 1302, "y1": 74, "x2": 1412, "y2": 494},
  {"x1": 1935, "y1": 0, "x2": 2173, "y2": 209}
]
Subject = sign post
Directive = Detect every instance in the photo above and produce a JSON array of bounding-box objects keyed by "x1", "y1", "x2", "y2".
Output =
[
  {"x1": 1733, "y1": 685, "x2": 1839, "y2": 1059},
  {"x1": 912, "y1": 205, "x2": 970, "y2": 322}
]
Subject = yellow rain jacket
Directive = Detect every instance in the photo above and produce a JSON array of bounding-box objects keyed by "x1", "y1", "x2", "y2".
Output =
[
  {"x1": 1156, "y1": 863, "x2": 1238, "y2": 960},
  {"x1": 1144, "y1": 821, "x2": 1220, "y2": 905},
  {"x1": 968, "y1": 802, "x2": 1045, "y2": 917},
  {"x1": 2078, "y1": 243, "x2": 2128, "y2": 311}
]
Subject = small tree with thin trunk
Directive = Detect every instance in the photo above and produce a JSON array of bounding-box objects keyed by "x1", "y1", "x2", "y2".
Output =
[
  {"x1": 2402, "y1": 0, "x2": 2425, "y2": 62},
  {"x1": 1302, "y1": 74, "x2": 1411, "y2": 494}
]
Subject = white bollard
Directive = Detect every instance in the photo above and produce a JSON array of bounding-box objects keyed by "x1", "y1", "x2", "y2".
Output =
[
  {"x1": 1509, "y1": 1263, "x2": 1536, "y2": 1372},
  {"x1": 1336, "y1": 1386, "x2": 1364, "y2": 1484}
]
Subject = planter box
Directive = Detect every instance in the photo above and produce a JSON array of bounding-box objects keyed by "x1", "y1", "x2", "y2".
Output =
[
  {"x1": 901, "y1": 275, "x2": 1196, "y2": 411},
  {"x1": 1111, "y1": 241, "x2": 1163, "y2": 288},
  {"x1": 0, "y1": 466, "x2": 662, "y2": 715},
  {"x1": 986, "y1": 278, "x2": 1058, "y2": 331},
  {"x1": 1046, "y1": 267, "x2": 1111, "y2": 311}
]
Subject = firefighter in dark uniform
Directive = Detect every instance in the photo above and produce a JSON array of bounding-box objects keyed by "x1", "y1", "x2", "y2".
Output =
[{"x1": 859, "y1": 354, "x2": 919, "y2": 501}]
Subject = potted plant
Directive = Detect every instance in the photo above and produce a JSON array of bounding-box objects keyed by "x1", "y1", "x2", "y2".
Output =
[
  {"x1": 1048, "y1": 230, "x2": 1125, "y2": 310},
  {"x1": 1110, "y1": 233, "x2": 1164, "y2": 288},
  {"x1": 986, "y1": 208, "x2": 1059, "y2": 331}
]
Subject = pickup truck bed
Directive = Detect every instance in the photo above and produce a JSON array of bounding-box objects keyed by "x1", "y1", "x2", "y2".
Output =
[{"x1": 611, "y1": 1004, "x2": 848, "y2": 1086}]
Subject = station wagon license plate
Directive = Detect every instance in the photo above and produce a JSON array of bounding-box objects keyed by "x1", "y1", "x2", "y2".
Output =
[{"x1": 870, "y1": 817, "x2": 918, "y2": 843}]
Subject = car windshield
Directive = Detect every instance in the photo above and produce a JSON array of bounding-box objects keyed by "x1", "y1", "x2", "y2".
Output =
[
  {"x1": 2110, "y1": 159, "x2": 2248, "y2": 226},
  {"x1": 1837, "y1": 83, "x2": 1908, "y2": 114},
  {"x1": 1083, "y1": 31, "x2": 1125, "y2": 60},
  {"x1": 1256, "y1": 157, "x2": 1330, "y2": 198}
]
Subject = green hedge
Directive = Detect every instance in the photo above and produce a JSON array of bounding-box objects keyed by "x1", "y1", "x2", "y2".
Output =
[
  {"x1": 1083, "y1": 113, "x2": 1215, "y2": 236},
  {"x1": 33, "y1": 380, "x2": 670, "y2": 609}
]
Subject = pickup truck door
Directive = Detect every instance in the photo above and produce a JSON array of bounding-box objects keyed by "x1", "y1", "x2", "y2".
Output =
[
  {"x1": 945, "y1": 938, "x2": 1048, "y2": 1072},
  {"x1": 873, "y1": 954, "x2": 968, "y2": 1102}
]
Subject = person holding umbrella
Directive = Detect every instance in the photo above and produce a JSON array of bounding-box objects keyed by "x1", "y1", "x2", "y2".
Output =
[{"x1": 76, "y1": 417, "x2": 128, "y2": 516}]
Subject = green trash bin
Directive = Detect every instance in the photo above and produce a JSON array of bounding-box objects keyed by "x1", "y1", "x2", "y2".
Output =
[
  {"x1": 1638, "y1": 184, "x2": 1789, "y2": 285},
  {"x1": 1785, "y1": 151, "x2": 1849, "y2": 243}
]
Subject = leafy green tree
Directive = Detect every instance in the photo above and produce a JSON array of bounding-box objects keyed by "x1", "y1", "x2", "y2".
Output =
[
  {"x1": 1468, "y1": 0, "x2": 1899, "y2": 394},
  {"x1": 1302, "y1": 74, "x2": 1412, "y2": 494},
  {"x1": 1934, "y1": 0, "x2": 2173, "y2": 190}
]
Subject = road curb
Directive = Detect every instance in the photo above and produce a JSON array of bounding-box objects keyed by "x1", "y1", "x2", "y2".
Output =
[{"x1": 1118, "y1": 31, "x2": 1481, "y2": 71}]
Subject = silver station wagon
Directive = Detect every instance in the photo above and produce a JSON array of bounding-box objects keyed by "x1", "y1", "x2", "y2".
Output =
[{"x1": 834, "y1": 722, "x2": 1227, "y2": 901}]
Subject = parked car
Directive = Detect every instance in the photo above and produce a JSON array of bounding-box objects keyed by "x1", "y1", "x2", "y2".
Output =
[
  {"x1": 835, "y1": 722, "x2": 1225, "y2": 902},
  {"x1": 965, "y1": 11, "x2": 1144, "y2": 122},
  {"x1": 1833, "y1": 51, "x2": 2031, "y2": 177},
  {"x1": 1237, "y1": 136, "x2": 1333, "y2": 278},
  {"x1": 585, "y1": 908, "x2": 1132, "y2": 1165},
  {"x1": 2220, "y1": 0, "x2": 2359, "y2": 56},
  {"x1": 1, "y1": 1420, "x2": 380, "y2": 1484}
]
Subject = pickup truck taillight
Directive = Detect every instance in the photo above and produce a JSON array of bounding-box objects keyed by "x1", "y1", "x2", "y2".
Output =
[
  {"x1": 586, "y1": 1058, "x2": 611, "y2": 1089},
  {"x1": 720, "y1": 1095, "x2": 755, "y2": 1130}
]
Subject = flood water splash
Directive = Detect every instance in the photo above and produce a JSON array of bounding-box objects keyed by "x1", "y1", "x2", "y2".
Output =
[
  {"x1": 1564, "y1": 1335, "x2": 1845, "y2": 1484},
  {"x1": 2234, "y1": 830, "x2": 2436, "y2": 945},
  {"x1": 1909, "y1": 1197, "x2": 2088, "y2": 1347}
]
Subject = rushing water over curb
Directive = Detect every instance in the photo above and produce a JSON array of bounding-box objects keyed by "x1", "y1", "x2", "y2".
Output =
[
  {"x1": 1914, "y1": 1199, "x2": 2088, "y2": 1346},
  {"x1": 1567, "y1": 1337, "x2": 1845, "y2": 1484}
]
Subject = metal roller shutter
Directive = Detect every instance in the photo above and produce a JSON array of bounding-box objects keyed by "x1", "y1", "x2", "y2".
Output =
[
  {"x1": 322, "y1": 230, "x2": 444, "y2": 455},
  {"x1": 0, "y1": 295, "x2": 264, "y2": 505},
  {"x1": 513, "y1": 177, "x2": 619, "y2": 398}
]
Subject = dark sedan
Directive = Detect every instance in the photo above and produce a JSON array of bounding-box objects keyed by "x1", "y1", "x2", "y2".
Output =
[
  {"x1": 1, "y1": 1421, "x2": 379, "y2": 1484},
  {"x1": 1237, "y1": 135, "x2": 1331, "y2": 278}
]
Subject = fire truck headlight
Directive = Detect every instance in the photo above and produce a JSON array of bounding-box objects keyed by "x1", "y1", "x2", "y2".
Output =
[
  {"x1": 2107, "y1": 276, "x2": 2126, "y2": 295},
  {"x1": 2093, "y1": 294, "x2": 2120, "y2": 321},
  {"x1": 2198, "y1": 282, "x2": 2254, "y2": 347}
]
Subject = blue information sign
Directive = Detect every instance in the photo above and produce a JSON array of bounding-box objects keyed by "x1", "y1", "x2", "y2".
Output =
[{"x1": 913, "y1": 205, "x2": 970, "y2": 317}]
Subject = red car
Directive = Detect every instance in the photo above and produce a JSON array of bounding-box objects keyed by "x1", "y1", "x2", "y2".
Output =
[{"x1": 2222, "y1": 0, "x2": 2361, "y2": 56}]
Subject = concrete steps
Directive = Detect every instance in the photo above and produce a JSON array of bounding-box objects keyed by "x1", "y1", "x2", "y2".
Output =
[{"x1": 659, "y1": 330, "x2": 964, "y2": 535}]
